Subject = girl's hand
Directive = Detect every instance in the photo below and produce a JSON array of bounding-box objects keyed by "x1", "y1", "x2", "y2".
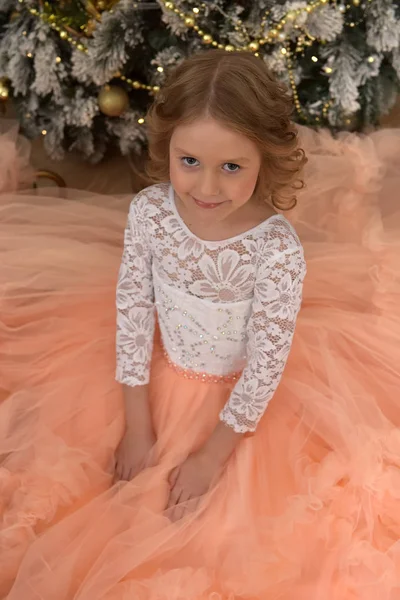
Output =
[
  {"x1": 113, "y1": 428, "x2": 156, "y2": 483},
  {"x1": 166, "y1": 448, "x2": 222, "y2": 522},
  {"x1": 166, "y1": 421, "x2": 244, "y2": 521}
]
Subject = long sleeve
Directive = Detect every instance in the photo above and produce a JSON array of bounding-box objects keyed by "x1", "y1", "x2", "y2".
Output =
[
  {"x1": 220, "y1": 239, "x2": 306, "y2": 433},
  {"x1": 116, "y1": 194, "x2": 155, "y2": 387}
]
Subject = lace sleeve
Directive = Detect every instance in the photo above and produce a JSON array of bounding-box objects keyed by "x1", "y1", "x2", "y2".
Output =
[
  {"x1": 115, "y1": 194, "x2": 155, "y2": 387},
  {"x1": 220, "y1": 236, "x2": 306, "y2": 433}
]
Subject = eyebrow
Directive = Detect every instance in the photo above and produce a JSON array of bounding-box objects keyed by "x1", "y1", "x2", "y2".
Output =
[{"x1": 173, "y1": 147, "x2": 251, "y2": 164}]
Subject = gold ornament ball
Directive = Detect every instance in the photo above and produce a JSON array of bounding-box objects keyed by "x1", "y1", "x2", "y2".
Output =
[
  {"x1": 353, "y1": 0, "x2": 360, "y2": 4},
  {"x1": 248, "y1": 41, "x2": 259, "y2": 52},
  {"x1": 0, "y1": 79, "x2": 9, "y2": 100},
  {"x1": 202, "y1": 34, "x2": 213, "y2": 44},
  {"x1": 225, "y1": 44, "x2": 235, "y2": 52},
  {"x1": 60, "y1": 31, "x2": 68, "y2": 40},
  {"x1": 97, "y1": 0, "x2": 106, "y2": 9},
  {"x1": 184, "y1": 16, "x2": 195, "y2": 27},
  {"x1": 98, "y1": 85, "x2": 129, "y2": 117}
]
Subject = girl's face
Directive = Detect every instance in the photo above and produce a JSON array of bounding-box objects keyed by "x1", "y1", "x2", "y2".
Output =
[{"x1": 169, "y1": 117, "x2": 262, "y2": 224}]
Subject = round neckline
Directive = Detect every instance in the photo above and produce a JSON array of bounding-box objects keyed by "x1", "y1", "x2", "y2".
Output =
[{"x1": 168, "y1": 185, "x2": 284, "y2": 245}]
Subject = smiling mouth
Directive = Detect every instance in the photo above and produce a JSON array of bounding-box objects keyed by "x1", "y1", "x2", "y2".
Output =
[{"x1": 192, "y1": 196, "x2": 226, "y2": 209}]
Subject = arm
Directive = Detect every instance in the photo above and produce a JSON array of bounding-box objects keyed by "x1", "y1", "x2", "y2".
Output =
[
  {"x1": 116, "y1": 194, "x2": 155, "y2": 391},
  {"x1": 202, "y1": 236, "x2": 306, "y2": 462},
  {"x1": 219, "y1": 242, "x2": 306, "y2": 436},
  {"x1": 115, "y1": 195, "x2": 156, "y2": 480}
]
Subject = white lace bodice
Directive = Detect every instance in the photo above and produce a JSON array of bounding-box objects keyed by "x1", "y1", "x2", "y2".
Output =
[{"x1": 116, "y1": 183, "x2": 306, "y2": 433}]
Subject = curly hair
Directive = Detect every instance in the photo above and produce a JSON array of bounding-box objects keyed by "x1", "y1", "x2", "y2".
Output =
[{"x1": 146, "y1": 50, "x2": 306, "y2": 211}]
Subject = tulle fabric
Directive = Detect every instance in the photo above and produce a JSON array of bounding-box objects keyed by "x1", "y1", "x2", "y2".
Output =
[{"x1": 1, "y1": 125, "x2": 400, "y2": 599}]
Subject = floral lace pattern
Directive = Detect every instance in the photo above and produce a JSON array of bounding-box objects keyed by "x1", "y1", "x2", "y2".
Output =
[{"x1": 116, "y1": 183, "x2": 306, "y2": 432}]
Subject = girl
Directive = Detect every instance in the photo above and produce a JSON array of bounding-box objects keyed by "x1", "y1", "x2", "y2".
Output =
[
  {"x1": 113, "y1": 51, "x2": 307, "y2": 521},
  {"x1": 1, "y1": 50, "x2": 400, "y2": 600}
]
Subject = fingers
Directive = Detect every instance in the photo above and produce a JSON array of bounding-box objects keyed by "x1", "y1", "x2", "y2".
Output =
[
  {"x1": 168, "y1": 467, "x2": 180, "y2": 488},
  {"x1": 112, "y1": 461, "x2": 120, "y2": 485},
  {"x1": 113, "y1": 453, "x2": 141, "y2": 484},
  {"x1": 170, "y1": 490, "x2": 191, "y2": 522},
  {"x1": 166, "y1": 482, "x2": 182, "y2": 511},
  {"x1": 113, "y1": 460, "x2": 130, "y2": 483}
]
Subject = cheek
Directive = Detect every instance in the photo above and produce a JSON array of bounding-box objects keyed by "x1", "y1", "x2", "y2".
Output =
[
  {"x1": 169, "y1": 162, "x2": 191, "y2": 193},
  {"x1": 230, "y1": 169, "x2": 259, "y2": 202}
]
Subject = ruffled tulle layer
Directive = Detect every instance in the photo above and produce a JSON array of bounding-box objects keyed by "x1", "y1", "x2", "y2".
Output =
[{"x1": 1, "y1": 126, "x2": 400, "y2": 599}]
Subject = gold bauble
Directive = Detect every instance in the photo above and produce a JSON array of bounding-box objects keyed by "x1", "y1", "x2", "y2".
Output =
[
  {"x1": 248, "y1": 41, "x2": 259, "y2": 52},
  {"x1": 225, "y1": 44, "x2": 235, "y2": 52},
  {"x1": 353, "y1": 0, "x2": 360, "y2": 4},
  {"x1": 202, "y1": 34, "x2": 212, "y2": 44},
  {"x1": 165, "y1": 1, "x2": 174, "y2": 9},
  {"x1": 60, "y1": 31, "x2": 68, "y2": 40},
  {"x1": 98, "y1": 85, "x2": 129, "y2": 117},
  {"x1": 0, "y1": 79, "x2": 9, "y2": 100},
  {"x1": 184, "y1": 16, "x2": 195, "y2": 27}
]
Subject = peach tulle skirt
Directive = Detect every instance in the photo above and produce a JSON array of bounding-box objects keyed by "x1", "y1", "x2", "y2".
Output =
[{"x1": 1, "y1": 122, "x2": 400, "y2": 599}]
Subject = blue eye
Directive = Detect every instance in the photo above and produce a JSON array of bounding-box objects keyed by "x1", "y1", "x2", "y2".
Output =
[
  {"x1": 182, "y1": 157, "x2": 199, "y2": 167},
  {"x1": 223, "y1": 163, "x2": 240, "y2": 173}
]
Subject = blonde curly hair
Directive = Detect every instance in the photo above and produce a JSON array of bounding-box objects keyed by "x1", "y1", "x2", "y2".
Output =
[{"x1": 146, "y1": 50, "x2": 306, "y2": 210}]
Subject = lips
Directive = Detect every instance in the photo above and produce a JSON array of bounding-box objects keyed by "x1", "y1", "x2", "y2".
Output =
[{"x1": 192, "y1": 196, "x2": 225, "y2": 209}]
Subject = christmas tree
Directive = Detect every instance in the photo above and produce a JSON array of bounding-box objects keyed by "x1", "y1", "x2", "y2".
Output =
[{"x1": 0, "y1": 0, "x2": 399, "y2": 162}]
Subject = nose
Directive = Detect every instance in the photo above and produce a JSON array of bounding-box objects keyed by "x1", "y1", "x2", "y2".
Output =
[{"x1": 199, "y1": 169, "x2": 220, "y2": 197}]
